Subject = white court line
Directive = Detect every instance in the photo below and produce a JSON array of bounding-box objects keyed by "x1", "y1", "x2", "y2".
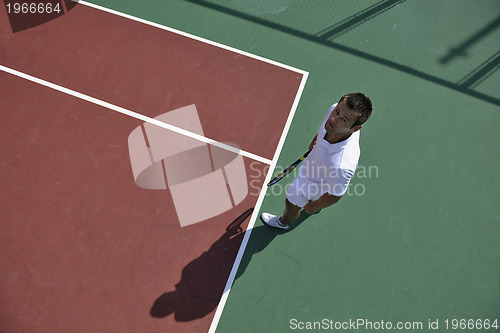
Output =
[
  {"x1": 208, "y1": 71, "x2": 308, "y2": 333},
  {"x1": 0, "y1": 65, "x2": 272, "y2": 165}
]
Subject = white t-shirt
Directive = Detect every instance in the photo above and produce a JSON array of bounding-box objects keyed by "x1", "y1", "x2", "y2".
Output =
[{"x1": 294, "y1": 103, "x2": 360, "y2": 197}]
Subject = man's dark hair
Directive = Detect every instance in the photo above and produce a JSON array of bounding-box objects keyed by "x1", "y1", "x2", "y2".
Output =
[{"x1": 339, "y1": 92, "x2": 372, "y2": 127}]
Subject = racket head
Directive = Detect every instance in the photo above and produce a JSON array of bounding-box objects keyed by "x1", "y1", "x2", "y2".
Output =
[{"x1": 226, "y1": 208, "x2": 254, "y2": 232}]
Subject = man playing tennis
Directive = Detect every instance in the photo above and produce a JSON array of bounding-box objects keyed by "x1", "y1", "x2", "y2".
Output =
[{"x1": 261, "y1": 92, "x2": 373, "y2": 230}]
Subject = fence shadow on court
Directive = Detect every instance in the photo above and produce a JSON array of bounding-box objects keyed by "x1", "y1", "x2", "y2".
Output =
[
  {"x1": 185, "y1": 0, "x2": 500, "y2": 106},
  {"x1": 150, "y1": 208, "x2": 313, "y2": 321}
]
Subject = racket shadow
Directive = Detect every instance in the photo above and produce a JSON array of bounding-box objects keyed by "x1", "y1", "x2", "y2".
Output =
[{"x1": 150, "y1": 208, "x2": 254, "y2": 321}]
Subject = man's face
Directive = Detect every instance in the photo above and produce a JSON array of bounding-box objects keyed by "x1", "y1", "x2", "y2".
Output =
[{"x1": 324, "y1": 99, "x2": 362, "y2": 135}]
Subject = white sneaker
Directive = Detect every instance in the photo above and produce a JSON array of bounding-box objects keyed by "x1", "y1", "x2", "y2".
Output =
[{"x1": 260, "y1": 213, "x2": 290, "y2": 230}]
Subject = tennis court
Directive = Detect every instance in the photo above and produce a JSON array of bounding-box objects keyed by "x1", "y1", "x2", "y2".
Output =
[{"x1": 1, "y1": 1, "x2": 499, "y2": 332}]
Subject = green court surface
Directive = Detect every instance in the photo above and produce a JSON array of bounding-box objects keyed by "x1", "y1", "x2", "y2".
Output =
[{"x1": 24, "y1": 0, "x2": 500, "y2": 332}]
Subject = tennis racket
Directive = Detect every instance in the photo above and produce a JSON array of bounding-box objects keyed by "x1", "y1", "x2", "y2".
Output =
[{"x1": 267, "y1": 150, "x2": 311, "y2": 186}]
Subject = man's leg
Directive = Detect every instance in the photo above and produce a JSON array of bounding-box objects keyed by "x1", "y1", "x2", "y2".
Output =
[{"x1": 280, "y1": 198, "x2": 301, "y2": 226}]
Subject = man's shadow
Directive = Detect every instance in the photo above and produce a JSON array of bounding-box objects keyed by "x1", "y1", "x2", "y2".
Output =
[{"x1": 150, "y1": 209, "x2": 312, "y2": 321}]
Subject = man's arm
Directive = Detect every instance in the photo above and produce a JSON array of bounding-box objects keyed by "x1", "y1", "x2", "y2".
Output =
[
  {"x1": 309, "y1": 134, "x2": 318, "y2": 150},
  {"x1": 303, "y1": 192, "x2": 341, "y2": 214}
]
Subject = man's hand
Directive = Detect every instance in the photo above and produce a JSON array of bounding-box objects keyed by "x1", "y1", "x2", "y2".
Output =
[{"x1": 309, "y1": 134, "x2": 318, "y2": 151}]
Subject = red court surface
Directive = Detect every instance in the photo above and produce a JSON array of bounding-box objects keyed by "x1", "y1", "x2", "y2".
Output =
[
  {"x1": 0, "y1": 3, "x2": 305, "y2": 333},
  {"x1": 0, "y1": 3, "x2": 303, "y2": 160}
]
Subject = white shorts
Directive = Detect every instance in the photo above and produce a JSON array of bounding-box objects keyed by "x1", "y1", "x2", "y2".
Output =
[{"x1": 286, "y1": 176, "x2": 325, "y2": 208}]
